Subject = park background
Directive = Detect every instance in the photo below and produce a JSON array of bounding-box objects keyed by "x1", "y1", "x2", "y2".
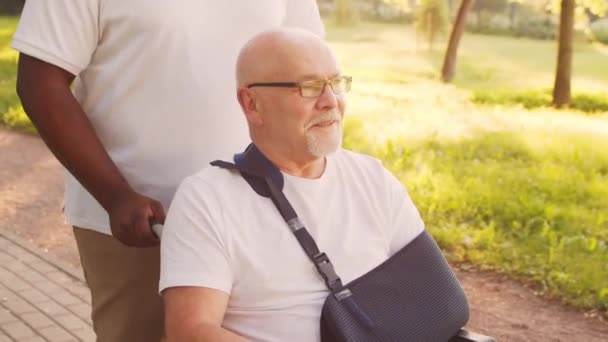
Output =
[{"x1": 0, "y1": 0, "x2": 607, "y2": 338}]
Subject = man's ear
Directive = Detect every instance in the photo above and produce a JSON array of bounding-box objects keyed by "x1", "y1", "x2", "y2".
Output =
[{"x1": 237, "y1": 87, "x2": 263, "y2": 126}]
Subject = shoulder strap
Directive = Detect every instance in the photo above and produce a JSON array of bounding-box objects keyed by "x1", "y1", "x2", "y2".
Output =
[
  {"x1": 211, "y1": 144, "x2": 344, "y2": 293},
  {"x1": 210, "y1": 144, "x2": 282, "y2": 198}
]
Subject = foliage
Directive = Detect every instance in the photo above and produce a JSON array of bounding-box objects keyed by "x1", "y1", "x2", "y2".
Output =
[
  {"x1": 333, "y1": 0, "x2": 360, "y2": 26},
  {"x1": 466, "y1": 0, "x2": 561, "y2": 40},
  {"x1": 472, "y1": 89, "x2": 553, "y2": 109},
  {"x1": 462, "y1": 0, "x2": 607, "y2": 41},
  {"x1": 513, "y1": 16, "x2": 559, "y2": 39},
  {"x1": 326, "y1": 20, "x2": 608, "y2": 314},
  {"x1": 472, "y1": 0, "x2": 510, "y2": 16},
  {"x1": 368, "y1": 130, "x2": 608, "y2": 313},
  {"x1": 381, "y1": 0, "x2": 414, "y2": 12},
  {"x1": 590, "y1": 18, "x2": 608, "y2": 44},
  {"x1": 592, "y1": 29, "x2": 608, "y2": 44},
  {"x1": 415, "y1": 0, "x2": 449, "y2": 48},
  {"x1": 0, "y1": 16, "x2": 30, "y2": 132},
  {"x1": 467, "y1": 14, "x2": 559, "y2": 40},
  {"x1": 361, "y1": 0, "x2": 416, "y2": 23},
  {"x1": 471, "y1": 89, "x2": 608, "y2": 113},
  {"x1": 343, "y1": 113, "x2": 608, "y2": 313},
  {"x1": 548, "y1": 0, "x2": 608, "y2": 17}
]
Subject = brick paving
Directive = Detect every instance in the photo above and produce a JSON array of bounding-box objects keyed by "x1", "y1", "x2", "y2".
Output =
[{"x1": 0, "y1": 231, "x2": 94, "y2": 342}]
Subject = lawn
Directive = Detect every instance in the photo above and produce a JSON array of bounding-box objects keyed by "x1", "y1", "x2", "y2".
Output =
[
  {"x1": 0, "y1": 16, "x2": 28, "y2": 132},
  {"x1": 326, "y1": 20, "x2": 608, "y2": 313},
  {"x1": 1, "y1": 16, "x2": 607, "y2": 313}
]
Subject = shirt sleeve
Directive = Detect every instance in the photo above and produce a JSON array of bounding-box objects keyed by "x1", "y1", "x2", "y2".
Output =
[
  {"x1": 11, "y1": 0, "x2": 100, "y2": 75},
  {"x1": 159, "y1": 177, "x2": 233, "y2": 295},
  {"x1": 282, "y1": 0, "x2": 326, "y2": 37},
  {"x1": 383, "y1": 168, "x2": 426, "y2": 255}
]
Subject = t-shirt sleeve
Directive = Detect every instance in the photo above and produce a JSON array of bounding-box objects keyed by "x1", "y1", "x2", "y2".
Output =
[
  {"x1": 11, "y1": 0, "x2": 100, "y2": 75},
  {"x1": 159, "y1": 177, "x2": 233, "y2": 295},
  {"x1": 383, "y1": 168, "x2": 426, "y2": 255},
  {"x1": 282, "y1": 0, "x2": 326, "y2": 38}
]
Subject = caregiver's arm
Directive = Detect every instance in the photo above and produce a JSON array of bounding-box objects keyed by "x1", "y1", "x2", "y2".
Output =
[{"x1": 16, "y1": 54, "x2": 163, "y2": 247}]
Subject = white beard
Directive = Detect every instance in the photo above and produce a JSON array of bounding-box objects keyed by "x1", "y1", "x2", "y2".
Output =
[{"x1": 305, "y1": 110, "x2": 343, "y2": 158}]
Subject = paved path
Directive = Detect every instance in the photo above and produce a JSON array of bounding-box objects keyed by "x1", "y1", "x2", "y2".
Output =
[{"x1": 0, "y1": 231, "x2": 94, "y2": 342}]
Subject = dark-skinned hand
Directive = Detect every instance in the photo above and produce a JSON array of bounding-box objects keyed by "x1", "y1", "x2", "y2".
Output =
[{"x1": 105, "y1": 189, "x2": 166, "y2": 247}]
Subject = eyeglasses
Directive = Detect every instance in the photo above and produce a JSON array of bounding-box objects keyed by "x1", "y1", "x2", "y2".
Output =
[{"x1": 247, "y1": 76, "x2": 352, "y2": 98}]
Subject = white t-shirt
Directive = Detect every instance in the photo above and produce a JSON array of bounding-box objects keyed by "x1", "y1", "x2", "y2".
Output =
[
  {"x1": 160, "y1": 149, "x2": 426, "y2": 342},
  {"x1": 11, "y1": 0, "x2": 325, "y2": 234}
]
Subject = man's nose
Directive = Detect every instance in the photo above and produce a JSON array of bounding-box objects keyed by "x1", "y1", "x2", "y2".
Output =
[{"x1": 316, "y1": 83, "x2": 338, "y2": 109}]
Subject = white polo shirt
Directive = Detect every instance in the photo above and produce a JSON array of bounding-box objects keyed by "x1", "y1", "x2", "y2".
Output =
[
  {"x1": 160, "y1": 149, "x2": 426, "y2": 341},
  {"x1": 11, "y1": 0, "x2": 325, "y2": 234}
]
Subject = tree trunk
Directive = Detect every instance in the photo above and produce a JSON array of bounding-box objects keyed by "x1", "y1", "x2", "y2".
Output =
[
  {"x1": 441, "y1": 0, "x2": 475, "y2": 82},
  {"x1": 371, "y1": 0, "x2": 382, "y2": 19},
  {"x1": 553, "y1": 0, "x2": 575, "y2": 108},
  {"x1": 428, "y1": 12, "x2": 435, "y2": 50},
  {"x1": 509, "y1": 2, "x2": 516, "y2": 29}
]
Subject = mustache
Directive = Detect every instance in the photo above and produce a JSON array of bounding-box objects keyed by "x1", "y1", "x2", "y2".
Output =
[{"x1": 304, "y1": 110, "x2": 342, "y2": 130}]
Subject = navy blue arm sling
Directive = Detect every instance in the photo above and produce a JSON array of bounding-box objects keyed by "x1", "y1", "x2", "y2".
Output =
[{"x1": 211, "y1": 144, "x2": 471, "y2": 342}]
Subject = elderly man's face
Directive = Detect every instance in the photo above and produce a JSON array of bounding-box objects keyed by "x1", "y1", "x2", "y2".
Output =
[{"x1": 255, "y1": 43, "x2": 346, "y2": 159}]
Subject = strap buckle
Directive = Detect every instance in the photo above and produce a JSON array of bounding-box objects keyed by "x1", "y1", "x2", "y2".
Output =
[{"x1": 313, "y1": 253, "x2": 343, "y2": 292}]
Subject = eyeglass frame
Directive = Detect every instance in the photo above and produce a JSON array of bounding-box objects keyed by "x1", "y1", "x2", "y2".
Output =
[{"x1": 246, "y1": 75, "x2": 352, "y2": 98}]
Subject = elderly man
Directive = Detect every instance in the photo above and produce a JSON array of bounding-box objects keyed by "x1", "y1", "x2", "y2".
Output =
[{"x1": 159, "y1": 29, "x2": 425, "y2": 341}]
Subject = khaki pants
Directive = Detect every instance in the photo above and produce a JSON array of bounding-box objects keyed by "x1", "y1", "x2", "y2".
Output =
[{"x1": 73, "y1": 227, "x2": 164, "y2": 342}]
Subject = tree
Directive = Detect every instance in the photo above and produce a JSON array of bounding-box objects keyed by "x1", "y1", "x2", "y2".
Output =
[
  {"x1": 441, "y1": 0, "x2": 476, "y2": 82},
  {"x1": 415, "y1": 0, "x2": 450, "y2": 50},
  {"x1": 547, "y1": 0, "x2": 608, "y2": 17},
  {"x1": 552, "y1": 0, "x2": 575, "y2": 108},
  {"x1": 551, "y1": 0, "x2": 607, "y2": 107}
]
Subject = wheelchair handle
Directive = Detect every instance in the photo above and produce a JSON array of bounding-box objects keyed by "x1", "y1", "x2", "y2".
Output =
[{"x1": 151, "y1": 223, "x2": 163, "y2": 239}]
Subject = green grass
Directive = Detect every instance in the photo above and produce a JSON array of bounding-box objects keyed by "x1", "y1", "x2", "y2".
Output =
[
  {"x1": 344, "y1": 118, "x2": 608, "y2": 312},
  {"x1": 1, "y1": 16, "x2": 607, "y2": 313},
  {"x1": 444, "y1": 35, "x2": 608, "y2": 92},
  {"x1": 0, "y1": 16, "x2": 31, "y2": 132},
  {"x1": 472, "y1": 89, "x2": 608, "y2": 113},
  {"x1": 328, "y1": 20, "x2": 608, "y2": 314}
]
